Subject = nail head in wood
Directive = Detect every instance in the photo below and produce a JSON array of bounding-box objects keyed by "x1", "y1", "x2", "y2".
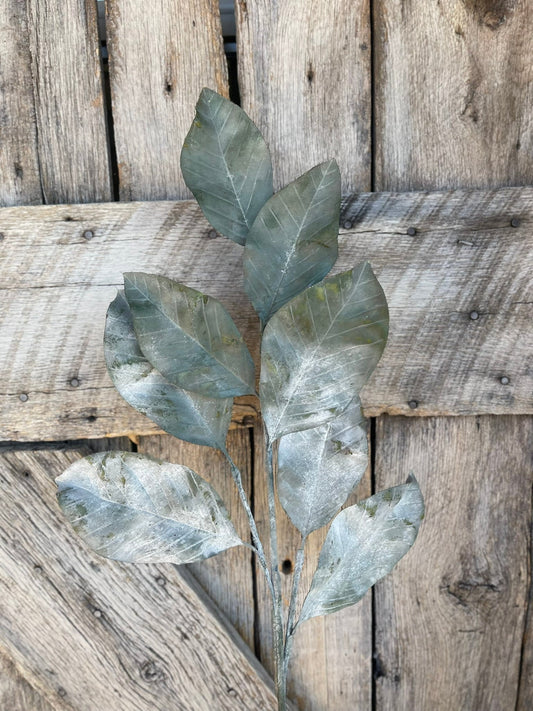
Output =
[
  {"x1": 510, "y1": 218, "x2": 521, "y2": 228},
  {"x1": 57, "y1": 688, "x2": 67, "y2": 698},
  {"x1": 83, "y1": 229, "x2": 95, "y2": 240},
  {"x1": 207, "y1": 229, "x2": 217, "y2": 240},
  {"x1": 469, "y1": 310, "x2": 479, "y2": 320},
  {"x1": 70, "y1": 377, "x2": 80, "y2": 387},
  {"x1": 19, "y1": 393, "x2": 28, "y2": 402},
  {"x1": 407, "y1": 226, "x2": 417, "y2": 236},
  {"x1": 155, "y1": 575, "x2": 166, "y2": 587},
  {"x1": 93, "y1": 608, "x2": 103, "y2": 618},
  {"x1": 343, "y1": 220, "x2": 353, "y2": 230},
  {"x1": 408, "y1": 400, "x2": 418, "y2": 409},
  {"x1": 500, "y1": 376, "x2": 510, "y2": 385}
]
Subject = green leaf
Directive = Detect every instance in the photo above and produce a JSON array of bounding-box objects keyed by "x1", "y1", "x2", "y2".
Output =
[
  {"x1": 244, "y1": 160, "x2": 341, "y2": 324},
  {"x1": 104, "y1": 291, "x2": 232, "y2": 450},
  {"x1": 180, "y1": 88, "x2": 273, "y2": 245},
  {"x1": 299, "y1": 476, "x2": 424, "y2": 624},
  {"x1": 124, "y1": 272, "x2": 255, "y2": 398},
  {"x1": 277, "y1": 397, "x2": 368, "y2": 537},
  {"x1": 260, "y1": 263, "x2": 389, "y2": 440},
  {"x1": 56, "y1": 452, "x2": 242, "y2": 564}
]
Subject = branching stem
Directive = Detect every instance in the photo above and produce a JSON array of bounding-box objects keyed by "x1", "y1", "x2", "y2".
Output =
[{"x1": 282, "y1": 535, "x2": 306, "y2": 686}]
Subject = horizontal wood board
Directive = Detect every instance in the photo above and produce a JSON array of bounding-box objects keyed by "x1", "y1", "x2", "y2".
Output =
[
  {"x1": 0, "y1": 186, "x2": 531, "y2": 440},
  {"x1": 0, "y1": 443, "x2": 277, "y2": 710}
]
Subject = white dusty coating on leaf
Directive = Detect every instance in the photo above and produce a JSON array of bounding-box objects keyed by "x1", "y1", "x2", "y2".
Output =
[
  {"x1": 243, "y1": 160, "x2": 341, "y2": 325},
  {"x1": 124, "y1": 272, "x2": 255, "y2": 398},
  {"x1": 299, "y1": 477, "x2": 424, "y2": 623},
  {"x1": 260, "y1": 263, "x2": 389, "y2": 440},
  {"x1": 180, "y1": 87, "x2": 273, "y2": 245},
  {"x1": 104, "y1": 291, "x2": 232, "y2": 450},
  {"x1": 277, "y1": 397, "x2": 368, "y2": 537},
  {"x1": 56, "y1": 452, "x2": 242, "y2": 564}
]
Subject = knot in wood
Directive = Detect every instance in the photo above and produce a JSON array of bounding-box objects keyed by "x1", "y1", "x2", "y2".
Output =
[{"x1": 140, "y1": 660, "x2": 165, "y2": 683}]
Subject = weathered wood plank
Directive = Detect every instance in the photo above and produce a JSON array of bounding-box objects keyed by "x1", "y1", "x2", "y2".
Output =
[
  {"x1": 106, "y1": 0, "x2": 228, "y2": 200},
  {"x1": 0, "y1": 2, "x2": 42, "y2": 206},
  {"x1": 236, "y1": 0, "x2": 371, "y2": 191},
  {"x1": 25, "y1": 0, "x2": 111, "y2": 203},
  {"x1": 373, "y1": 0, "x2": 533, "y2": 191},
  {"x1": 253, "y1": 424, "x2": 373, "y2": 710},
  {"x1": 0, "y1": 445, "x2": 277, "y2": 710},
  {"x1": 374, "y1": 415, "x2": 532, "y2": 710},
  {"x1": 0, "y1": 652, "x2": 56, "y2": 711},
  {"x1": 0, "y1": 187, "x2": 531, "y2": 440},
  {"x1": 137, "y1": 429, "x2": 256, "y2": 652}
]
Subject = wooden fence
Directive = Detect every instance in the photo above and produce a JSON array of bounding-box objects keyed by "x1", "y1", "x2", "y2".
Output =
[{"x1": 0, "y1": 2, "x2": 532, "y2": 710}]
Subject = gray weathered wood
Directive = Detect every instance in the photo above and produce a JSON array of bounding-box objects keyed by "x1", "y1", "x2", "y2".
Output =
[
  {"x1": 0, "y1": 445, "x2": 277, "y2": 710},
  {"x1": 0, "y1": 187, "x2": 531, "y2": 440},
  {"x1": 106, "y1": 0, "x2": 228, "y2": 200},
  {"x1": 0, "y1": 652, "x2": 56, "y2": 711},
  {"x1": 0, "y1": 2, "x2": 42, "y2": 206},
  {"x1": 373, "y1": 0, "x2": 533, "y2": 192},
  {"x1": 138, "y1": 429, "x2": 256, "y2": 652},
  {"x1": 374, "y1": 415, "x2": 532, "y2": 710},
  {"x1": 25, "y1": 0, "x2": 111, "y2": 203},
  {"x1": 236, "y1": 0, "x2": 371, "y2": 191}
]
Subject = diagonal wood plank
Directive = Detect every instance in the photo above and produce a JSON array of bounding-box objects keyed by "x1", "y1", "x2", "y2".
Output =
[
  {"x1": 0, "y1": 187, "x2": 531, "y2": 440},
  {"x1": 0, "y1": 444, "x2": 277, "y2": 710},
  {"x1": 374, "y1": 415, "x2": 532, "y2": 710},
  {"x1": 106, "y1": 0, "x2": 228, "y2": 200}
]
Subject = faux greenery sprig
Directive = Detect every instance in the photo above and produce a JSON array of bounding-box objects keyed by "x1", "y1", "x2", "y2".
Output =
[{"x1": 56, "y1": 89, "x2": 424, "y2": 710}]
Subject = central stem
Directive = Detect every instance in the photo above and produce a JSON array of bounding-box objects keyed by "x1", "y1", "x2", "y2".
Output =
[{"x1": 265, "y1": 435, "x2": 286, "y2": 709}]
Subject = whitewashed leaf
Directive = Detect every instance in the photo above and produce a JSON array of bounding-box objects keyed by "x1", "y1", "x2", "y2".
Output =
[
  {"x1": 260, "y1": 263, "x2": 389, "y2": 440},
  {"x1": 277, "y1": 397, "x2": 368, "y2": 537},
  {"x1": 180, "y1": 88, "x2": 273, "y2": 245},
  {"x1": 299, "y1": 476, "x2": 424, "y2": 623},
  {"x1": 243, "y1": 160, "x2": 341, "y2": 324},
  {"x1": 104, "y1": 291, "x2": 232, "y2": 450},
  {"x1": 124, "y1": 272, "x2": 255, "y2": 398},
  {"x1": 56, "y1": 452, "x2": 242, "y2": 564}
]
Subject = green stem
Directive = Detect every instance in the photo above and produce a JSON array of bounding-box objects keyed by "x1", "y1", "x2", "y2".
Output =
[
  {"x1": 282, "y1": 536, "x2": 306, "y2": 686},
  {"x1": 265, "y1": 435, "x2": 286, "y2": 709},
  {"x1": 223, "y1": 449, "x2": 274, "y2": 599}
]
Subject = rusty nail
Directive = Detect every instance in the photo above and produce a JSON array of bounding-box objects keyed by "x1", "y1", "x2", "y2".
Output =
[
  {"x1": 19, "y1": 393, "x2": 29, "y2": 402},
  {"x1": 70, "y1": 377, "x2": 80, "y2": 387},
  {"x1": 510, "y1": 218, "x2": 520, "y2": 228},
  {"x1": 343, "y1": 220, "x2": 353, "y2": 230},
  {"x1": 407, "y1": 227, "x2": 417, "y2": 236},
  {"x1": 83, "y1": 229, "x2": 95, "y2": 240},
  {"x1": 469, "y1": 311, "x2": 479, "y2": 320},
  {"x1": 408, "y1": 400, "x2": 418, "y2": 410},
  {"x1": 500, "y1": 376, "x2": 510, "y2": 385}
]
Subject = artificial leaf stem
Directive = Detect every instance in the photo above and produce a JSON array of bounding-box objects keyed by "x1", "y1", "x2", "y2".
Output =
[{"x1": 222, "y1": 448, "x2": 274, "y2": 598}]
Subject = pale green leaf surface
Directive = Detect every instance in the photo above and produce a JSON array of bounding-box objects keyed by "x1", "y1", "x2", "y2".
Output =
[
  {"x1": 260, "y1": 263, "x2": 389, "y2": 440},
  {"x1": 56, "y1": 452, "x2": 242, "y2": 564},
  {"x1": 277, "y1": 397, "x2": 368, "y2": 537},
  {"x1": 180, "y1": 88, "x2": 273, "y2": 245},
  {"x1": 124, "y1": 273, "x2": 255, "y2": 398},
  {"x1": 299, "y1": 476, "x2": 424, "y2": 623},
  {"x1": 104, "y1": 291, "x2": 232, "y2": 450},
  {"x1": 243, "y1": 160, "x2": 341, "y2": 324}
]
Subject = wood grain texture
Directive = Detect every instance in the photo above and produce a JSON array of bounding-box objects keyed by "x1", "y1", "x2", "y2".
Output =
[
  {"x1": 0, "y1": 1, "x2": 42, "y2": 206},
  {"x1": 0, "y1": 651, "x2": 56, "y2": 711},
  {"x1": 373, "y1": 0, "x2": 533, "y2": 191},
  {"x1": 25, "y1": 0, "x2": 111, "y2": 203},
  {"x1": 0, "y1": 188, "x2": 531, "y2": 440},
  {"x1": 106, "y1": 0, "x2": 228, "y2": 200},
  {"x1": 0, "y1": 445, "x2": 277, "y2": 710},
  {"x1": 253, "y1": 424, "x2": 373, "y2": 711},
  {"x1": 236, "y1": 0, "x2": 371, "y2": 191},
  {"x1": 374, "y1": 415, "x2": 532, "y2": 711},
  {"x1": 137, "y1": 429, "x2": 256, "y2": 652}
]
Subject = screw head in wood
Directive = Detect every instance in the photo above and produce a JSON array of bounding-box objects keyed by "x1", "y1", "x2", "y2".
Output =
[
  {"x1": 83, "y1": 229, "x2": 95, "y2": 240},
  {"x1": 207, "y1": 229, "x2": 217, "y2": 240},
  {"x1": 510, "y1": 218, "x2": 520, "y2": 228},
  {"x1": 406, "y1": 226, "x2": 417, "y2": 236},
  {"x1": 408, "y1": 400, "x2": 418, "y2": 409},
  {"x1": 343, "y1": 220, "x2": 353, "y2": 230},
  {"x1": 155, "y1": 575, "x2": 167, "y2": 587},
  {"x1": 19, "y1": 393, "x2": 29, "y2": 402},
  {"x1": 469, "y1": 310, "x2": 479, "y2": 320},
  {"x1": 500, "y1": 376, "x2": 510, "y2": 385}
]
